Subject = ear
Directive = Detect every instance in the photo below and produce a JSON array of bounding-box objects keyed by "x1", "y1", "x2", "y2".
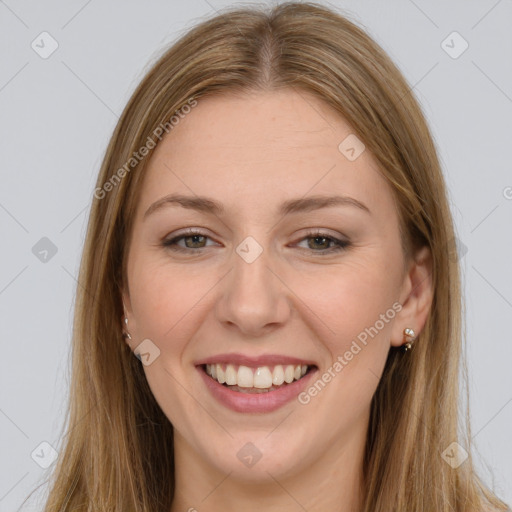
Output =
[
  {"x1": 121, "y1": 287, "x2": 135, "y2": 348},
  {"x1": 390, "y1": 245, "x2": 434, "y2": 347},
  {"x1": 121, "y1": 287, "x2": 132, "y2": 315}
]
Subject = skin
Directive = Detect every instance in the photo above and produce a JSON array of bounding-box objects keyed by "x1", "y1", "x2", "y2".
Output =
[{"x1": 122, "y1": 88, "x2": 433, "y2": 512}]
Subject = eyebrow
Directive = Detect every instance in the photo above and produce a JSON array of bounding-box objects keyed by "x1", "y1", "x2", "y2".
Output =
[{"x1": 143, "y1": 193, "x2": 371, "y2": 220}]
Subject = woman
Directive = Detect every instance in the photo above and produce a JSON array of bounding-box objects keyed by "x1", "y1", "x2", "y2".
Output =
[{"x1": 24, "y1": 2, "x2": 510, "y2": 511}]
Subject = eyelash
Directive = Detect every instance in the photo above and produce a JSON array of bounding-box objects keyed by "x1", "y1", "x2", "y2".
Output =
[{"x1": 161, "y1": 228, "x2": 351, "y2": 255}]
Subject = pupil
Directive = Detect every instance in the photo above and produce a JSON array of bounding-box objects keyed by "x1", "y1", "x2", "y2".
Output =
[
  {"x1": 187, "y1": 235, "x2": 204, "y2": 248},
  {"x1": 311, "y1": 236, "x2": 328, "y2": 249}
]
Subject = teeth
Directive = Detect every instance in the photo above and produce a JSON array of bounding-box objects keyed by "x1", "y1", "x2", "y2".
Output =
[
  {"x1": 253, "y1": 367, "x2": 273, "y2": 388},
  {"x1": 237, "y1": 365, "x2": 253, "y2": 388},
  {"x1": 272, "y1": 365, "x2": 285, "y2": 385},
  {"x1": 205, "y1": 363, "x2": 309, "y2": 389},
  {"x1": 216, "y1": 364, "x2": 226, "y2": 384},
  {"x1": 284, "y1": 365, "x2": 295, "y2": 383},
  {"x1": 225, "y1": 364, "x2": 237, "y2": 385}
]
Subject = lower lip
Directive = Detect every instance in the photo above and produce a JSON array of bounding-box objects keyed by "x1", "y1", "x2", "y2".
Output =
[{"x1": 197, "y1": 365, "x2": 318, "y2": 413}]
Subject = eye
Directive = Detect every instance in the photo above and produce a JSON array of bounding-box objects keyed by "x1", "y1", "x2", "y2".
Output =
[
  {"x1": 294, "y1": 230, "x2": 351, "y2": 255},
  {"x1": 162, "y1": 228, "x2": 350, "y2": 255},
  {"x1": 162, "y1": 229, "x2": 350, "y2": 255},
  {"x1": 162, "y1": 229, "x2": 218, "y2": 253}
]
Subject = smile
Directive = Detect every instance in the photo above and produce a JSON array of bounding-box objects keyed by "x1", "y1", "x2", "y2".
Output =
[
  {"x1": 195, "y1": 355, "x2": 318, "y2": 413},
  {"x1": 205, "y1": 363, "x2": 309, "y2": 392}
]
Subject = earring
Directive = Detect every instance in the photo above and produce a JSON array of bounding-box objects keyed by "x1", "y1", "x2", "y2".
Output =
[
  {"x1": 122, "y1": 315, "x2": 132, "y2": 340},
  {"x1": 402, "y1": 327, "x2": 416, "y2": 352}
]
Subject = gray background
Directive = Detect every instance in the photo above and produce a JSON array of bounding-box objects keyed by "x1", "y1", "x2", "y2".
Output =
[{"x1": 1, "y1": 0, "x2": 511, "y2": 510}]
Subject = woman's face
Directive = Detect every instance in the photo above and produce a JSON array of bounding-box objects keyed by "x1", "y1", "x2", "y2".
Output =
[{"x1": 123, "y1": 89, "x2": 431, "y2": 484}]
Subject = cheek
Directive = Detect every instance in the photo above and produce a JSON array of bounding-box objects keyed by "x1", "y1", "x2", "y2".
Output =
[
  {"x1": 293, "y1": 264, "x2": 396, "y2": 430},
  {"x1": 128, "y1": 259, "x2": 226, "y2": 369},
  {"x1": 294, "y1": 258, "x2": 401, "y2": 351},
  {"x1": 129, "y1": 259, "x2": 199, "y2": 336},
  {"x1": 128, "y1": 263, "x2": 211, "y2": 430}
]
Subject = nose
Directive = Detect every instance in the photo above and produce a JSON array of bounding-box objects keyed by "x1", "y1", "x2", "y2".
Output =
[{"x1": 215, "y1": 242, "x2": 292, "y2": 337}]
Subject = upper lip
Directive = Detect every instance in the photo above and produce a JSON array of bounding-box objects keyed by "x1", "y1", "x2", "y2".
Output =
[{"x1": 195, "y1": 353, "x2": 318, "y2": 368}]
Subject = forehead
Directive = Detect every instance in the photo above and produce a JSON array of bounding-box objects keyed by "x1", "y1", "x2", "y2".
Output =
[{"x1": 137, "y1": 89, "x2": 395, "y2": 219}]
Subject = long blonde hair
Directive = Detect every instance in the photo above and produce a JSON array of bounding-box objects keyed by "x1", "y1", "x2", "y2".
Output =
[{"x1": 23, "y1": 2, "x2": 509, "y2": 511}]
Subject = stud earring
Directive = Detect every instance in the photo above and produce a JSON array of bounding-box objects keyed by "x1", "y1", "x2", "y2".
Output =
[
  {"x1": 122, "y1": 314, "x2": 132, "y2": 340},
  {"x1": 121, "y1": 299, "x2": 132, "y2": 340},
  {"x1": 403, "y1": 327, "x2": 416, "y2": 352}
]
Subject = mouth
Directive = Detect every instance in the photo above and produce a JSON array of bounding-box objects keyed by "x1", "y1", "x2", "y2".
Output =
[
  {"x1": 195, "y1": 357, "x2": 318, "y2": 413},
  {"x1": 201, "y1": 363, "x2": 314, "y2": 393}
]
